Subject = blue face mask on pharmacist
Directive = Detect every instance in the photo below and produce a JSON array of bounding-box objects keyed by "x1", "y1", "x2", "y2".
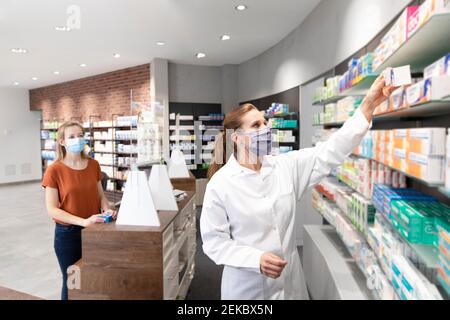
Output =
[
  {"x1": 239, "y1": 127, "x2": 272, "y2": 157},
  {"x1": 65, "y1": 138, "x2": 87, "y2": 154}
]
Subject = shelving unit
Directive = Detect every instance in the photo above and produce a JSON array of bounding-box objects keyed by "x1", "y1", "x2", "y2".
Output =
[
  {"x1": 309, "y1": 6, "x2": 450, "y2": 300},
  {"x1": 340, "y1": 74, "x2": 378, "y2": 96},
  {"x1": 169, "y1": 102, "x2": 223, "y2": 178},
  {"x1": 266, "y1": 111, "x2": 300, "y2": 155},
  {"x1": 40, "y1": 119, "x2": 61, "y2": 174},
  {"x1": 374, "y1": 13, "x2": 450, "y2": 73},
  {"x1": 316, "y1": 99, "x2": 450, "y2": 128},
  {"x1": 351, "y1": 153, "x2": 446, "y2": 189},
  {"x1": 312, "y1": 94, "x2": 347, "y2": 106},
  {"x1": 86, "y1": 114, "x2": 139, "y2": 202}
]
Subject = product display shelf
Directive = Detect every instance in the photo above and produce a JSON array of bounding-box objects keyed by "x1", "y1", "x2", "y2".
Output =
[
  {"x1": 375, "y1": 13, "x2": 450, "y2": 73},
  {"x1": 317, "y1": 99, "x2": 450, "y2": 129},
  {"x1": 374, "y1": 100, "x2": 450, "y2": 120},
  {"x1": 325, "y1": 174, "x2": 443, "y2": 290},
  {"x1": 319, "y1": 121, "x2": 345, "y2": 128},
  {"x1": 314, "y1": 182, "x2": 447, "y2": 300},
  {"x1": 312, "y1": 94, "x2": 348, "y2": 106},
  {"x1": 376, "y1": 212, "x2": 439, "y2": 271},
  {"x1": 312, "y1": 189, "x2": 385, "y2": 300},
  {"x1": 351, "y1": 153, "x2": 445, "y2": 189},
  {"x1": 267, "y1": 112, "x2": 300, "y2": 152},
  {"x1": 94, "y1": 151, "x2": 138, "y2": 155},
  {"x1": 340, "y1": 74, "x2": 378, "y2": 96},
  {"x1": 40, "y1": 119, "x2": 63, "y2": 173}
]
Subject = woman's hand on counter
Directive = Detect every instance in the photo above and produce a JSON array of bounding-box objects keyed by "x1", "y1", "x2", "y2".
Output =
[
  {"x1": 360, "y1": 73, "x2": 398, "y2": 123},
  {"x1": 103, "y1": 208, "x2": 118, "y2": 220},
  {"x1": 82, "y1": 214, "x2": 106, "y2": 227},
  {"x1": 260, "y1": 252, "x2": 288, "y2": 279}
]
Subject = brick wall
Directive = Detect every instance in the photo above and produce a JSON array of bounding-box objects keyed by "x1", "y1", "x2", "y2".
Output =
[{"x1": 30, "y1": 64, "x2": 150, "y2": 122}]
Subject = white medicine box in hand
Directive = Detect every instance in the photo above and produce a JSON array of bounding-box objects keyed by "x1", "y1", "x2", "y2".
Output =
[{"x1": 383, "y1": 65, "x2": 412, "y2": 87}]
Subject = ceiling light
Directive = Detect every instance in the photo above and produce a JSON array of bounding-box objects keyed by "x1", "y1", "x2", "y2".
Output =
[
  {"x1": 113, "y1": 53, "x2": 121, "y2": 58},
  {"x1": 195, "y1": 52, "x2": 206, "y2": 59},
  {"x1": 53, "y1": 71, "x2": 60, "y2": 75},
  {"x1": 235, "y1": 4, "x2": 247, "y2": 11},
  {"x1": 156, "y1": 41, "x2": 165, "y2": 46},
  {"x1": 54, "y1": 26, "x2": 71, "y2": 32},
  {"x1": 221, "y1": 35, "x2": 231, "y2": 41},
  {"x1": 13, "y1": 82, "x2": 19, "y2": 86},
  {"x1": 11, "y1": 48, "x2": 28, "y2": 54},
  {"x1": 31, "y1": 77, "x2": 38, "y2": 81},
  {"x1": 79, "y1": 63, "x2": 87, "y2": 67}
]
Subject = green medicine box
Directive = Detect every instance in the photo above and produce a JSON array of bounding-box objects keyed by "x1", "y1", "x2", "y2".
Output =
[{"x1": 390, "y1": 201, "x2": 436, "y2": 245}]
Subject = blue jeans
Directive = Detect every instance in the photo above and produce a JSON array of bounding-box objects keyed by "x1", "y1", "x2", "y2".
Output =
[{"x1": 54, "y1": 224, "x2": 83, "y2": 300}]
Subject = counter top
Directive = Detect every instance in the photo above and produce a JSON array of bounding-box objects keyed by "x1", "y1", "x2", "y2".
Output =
[{"x1": 85, "y1": 191, "x2": 195, "y2": 233}]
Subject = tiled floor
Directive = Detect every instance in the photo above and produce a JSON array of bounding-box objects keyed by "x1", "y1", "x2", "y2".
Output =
[{"x1": 0, "y1": 182, "x2": 60, "y2": 300}]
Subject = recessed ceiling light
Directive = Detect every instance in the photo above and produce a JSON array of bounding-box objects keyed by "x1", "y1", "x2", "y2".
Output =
[
  {"x1": 54, "y1": 26, "x2": 71, "y2": 32},
  {"x1": 221, "y1": 35, "x2": 231, "y2": 41},
  {"x1": 79, "y1": 63, "x2": 87, "y2": 67},
  {"x1": 13, "y1": 82, "x2": 19, "y2": 86},
  {"x1": 195, "y1": 52, "x2": 206, "y2": 59},
  {"x1": 53, "y1": 71, "x2": 60, "y2": 75},
  {"x1": 11, "y1": 48, "x2": 28, "y2": 54},
  {"x1": 113, "y1": 53, "x2": 121, "y2": 58},
  {"x1": 235, "y1": 4, "x2": 247, "y2": 11},
  {"x1": 156, "y1": 41, "x2": 165, "y2": 46},
  {"x1": 31, "y1": 77, "x2": 38, "y2": 81}
]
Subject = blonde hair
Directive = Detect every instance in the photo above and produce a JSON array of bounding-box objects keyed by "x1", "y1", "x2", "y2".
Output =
[
  {"x1": 56, "y1": 121, "x2": 89, "y2": 161},
  {"x1": 207, "y1": 103, "x2": 259, "y2": 179}
]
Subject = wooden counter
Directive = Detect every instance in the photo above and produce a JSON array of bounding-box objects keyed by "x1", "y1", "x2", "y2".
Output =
[{"x1": 69, "y1": 191, "x2": 197, "y2": 300}]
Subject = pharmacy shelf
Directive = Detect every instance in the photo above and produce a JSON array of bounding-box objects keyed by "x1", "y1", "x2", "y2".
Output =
[
  {"x1": 265, "y1": 112, "x2": 298, "y2": 118},
  {"x1": 316, "y1": 100, "x2": 450, "y2": 128},
  {"x1": 438, "y1": 187, "x2": 450, "y2": 198},
  {"x1": 316, "y1": 178, "x2": 439, "y2": 269},
  {"x1": 318, "y1": 121, "x2": 345, "y2": 128},
  {"x1": 315, "y1": 182, "x2": 440, "y2": 293},
  {"x1": 351, "y1": 153, "x2": 444, "y2": 188},
  {"x1": 375, "y1": 13, "x2": 450, "y2": 73},
  {"x1": 376, "y1": 212, "x2": 439, "y2": 270},
  {"x1": 374, "y1": 100, "x2": 450, "y2": 120},
  {"x1": 99, "y1": 164, "x2": 133, "y2": 169},
  {"x1": 340, "y1": 75, "x2": 378, "y2": 96},
  {"x1": 198, "y1": 119, "x2": 224, "y2": 122},
  {"x1": 275, "y1": 141, "x2": 297, "y2": 145},
  {"x1": 303, "y1": 224, "x2": 376, "y2": 300},
  {"x1": 91, "y1": 126, "x2": 137, "y2": 129},
  {"x1": 272, "y1": 126, "x2": 299, "y2": 130},
  {"x1": 93, "y1": 151, "x2": 137, "y2": 155},
  {"x1": 93, "y1": 138, "x2": 137, "y2": 142},
  {"x1": 312, "y1": 95, "x2": 349, "y2": 106},
  {"x1": 335, "y1": 175, "x2": 371, "y2": 201}
]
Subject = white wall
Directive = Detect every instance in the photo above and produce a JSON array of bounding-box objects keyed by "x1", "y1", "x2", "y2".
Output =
[
  {"x1": 238, "y1": 0, "x2": 411, "y2": 101},
  {"x1": 168, "y1": 63, "x2": 240, "y2": 114},
  {"x1": 0, "y1": 88, "x2": 42, "y2": 184},
  {"x1": 169, "y1": 63, "x2": 222, "y2": 104}
]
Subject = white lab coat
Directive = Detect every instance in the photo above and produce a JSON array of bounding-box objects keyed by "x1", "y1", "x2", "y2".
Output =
[{"x1": 200, "y1": 108, "x2": 371, "y2": 300}]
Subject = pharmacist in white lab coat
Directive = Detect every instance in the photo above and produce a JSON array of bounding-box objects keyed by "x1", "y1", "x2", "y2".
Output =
[{"x1": 200, "y1": 75, "x2": 398, "y2": 300}]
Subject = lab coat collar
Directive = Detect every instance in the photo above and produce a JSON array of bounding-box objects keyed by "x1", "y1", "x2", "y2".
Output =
[{"x1": 226, "y1": 153, "x2": 273, "y2": 178}]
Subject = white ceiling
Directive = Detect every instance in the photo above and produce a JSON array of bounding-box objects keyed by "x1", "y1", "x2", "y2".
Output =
[{"x1": 0, "y1": 0, "x2": 320, "y2": 89}]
